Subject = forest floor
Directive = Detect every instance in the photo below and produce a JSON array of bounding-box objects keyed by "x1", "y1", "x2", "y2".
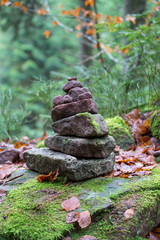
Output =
[{"x1": 0, "y1": 108, "x2": 160, "y2": 240}]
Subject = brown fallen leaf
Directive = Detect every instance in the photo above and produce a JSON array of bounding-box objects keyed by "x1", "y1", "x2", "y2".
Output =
[
  {"x1": 37, "y1": 168, "x2": 59, "y2": 183},
  {"x1": 77, "y1": 235, "x2": 97, "y2": 240},
  {"x1": 153, "y1": 227, "x2": 160, "y2": 233},
  {"x1": 124, "y1": 208, "x2": 134, "y2": 219},
  {"x1": 62, "y1": 197, "x2": 80, "y2": 212},
  {"x1": 66, "y1": 211, "x2": 80, "y2": 223},
  {"x1": 0, "y1": 190, "x2": 7, "y2": 197},
  {"x1": 0, "y1": 164, "x2": 15, "y2": 180},
  {"x1": 78, "y1": 210, "x2": 91, "y2": 229}
]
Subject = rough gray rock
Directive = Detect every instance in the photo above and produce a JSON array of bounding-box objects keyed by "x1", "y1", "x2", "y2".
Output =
[
  {"x1": 44, "y1": 135, "x2": 116, "y2": 158},
  {"x1": 23, "y1": 148, "x2": 115, "y2": 181},
  {"x1": 51, "y1": 99, "x2": 98, "y2": 122},
  {"x1": 52, "y1": 113, "x2": 109, "y2": 137},
  {"x1": 62, "y1": 80, "x2": 83, "y2": 92}
]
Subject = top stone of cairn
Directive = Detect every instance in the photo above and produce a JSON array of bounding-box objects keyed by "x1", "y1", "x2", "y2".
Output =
[{"x1": 52, "y1": 77, "x2": 98, "y2": 121}]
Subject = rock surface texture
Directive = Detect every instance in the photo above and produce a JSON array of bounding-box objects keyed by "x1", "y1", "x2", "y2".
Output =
[
  {"x1": 52, "y1": 113, "x2": 109, "y2": 137},
  {"x1": 45, "y1": 135, "x2": 116, "y2": 158},
  {"x1": 24, "y1": 77, "x2": 116, "y2": 181},
  {"x1": 23, "y1": 148, "x2": 115, "y2": 182}
]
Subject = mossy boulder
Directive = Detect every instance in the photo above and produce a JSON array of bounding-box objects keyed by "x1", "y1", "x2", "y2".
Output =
[
  {"x1": 151, "y1": 110, "x2": 160, "y2": 141},
  {"x1": 105, "y1": 116, "x2": 135, "y2": 150},
  {"x1": 2, "y1": 168, "x2": 160, "y2": 240}
]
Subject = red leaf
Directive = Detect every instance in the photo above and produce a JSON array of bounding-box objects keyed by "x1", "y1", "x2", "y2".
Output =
[
  {"x1": 78, "y1": 210, "x2": 91, "y2": 229},
  {"x1": 124, "y1": 208, "x2": 134, "y2": 219},
  {"x1": 61, "y1": 196, "x2": 80, "y2": 212}
]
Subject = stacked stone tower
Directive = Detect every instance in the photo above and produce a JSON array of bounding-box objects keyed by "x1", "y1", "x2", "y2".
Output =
[{"x1": 24, "y1": 77, "x2": 116, "y2": 181}]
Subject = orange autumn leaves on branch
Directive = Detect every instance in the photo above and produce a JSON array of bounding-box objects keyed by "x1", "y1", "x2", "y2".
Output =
[{"x1": 1, "y1": 0, "x2": 160, "y2": 58}]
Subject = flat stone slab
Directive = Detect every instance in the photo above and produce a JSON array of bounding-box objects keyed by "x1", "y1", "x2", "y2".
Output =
[
  {"x1": 45, "y1": 135, "x2": 116, "y2": 158},
  {"x1": 0, "y1": 169, "x2": 39, "y2": 192},
  {"x1": 23, "y1": 148, "x2": 115, "y2": 182},
  {"x1": 52, "y1": 113, "x2": 109, "y2": 137},
  {"x1": 51, "y1": 99, "x2": 98, "y2": 122}
]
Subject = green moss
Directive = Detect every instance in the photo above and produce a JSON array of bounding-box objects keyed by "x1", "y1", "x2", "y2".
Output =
[
  {"x1": 0, "y1": 176, "x2": 113, "y2": 240},
  {"x1": 105, "y1": 116, "x2": 132, "y2": 137},
  {"x1": 105, "y1": 116, "x2": 134, "y2": 150},
  {"x1": 36, "y1": 140, "x2": 45, "y2": 148},
  {"x1": 2, "y1": 168, "x2": 160, "y2": 240},
  {"x1": 79, "y1": 112, "x2": 100, "y2": 134},
  {"x1": 151, "y1": 110, "x2": 160, "y2": 140}
]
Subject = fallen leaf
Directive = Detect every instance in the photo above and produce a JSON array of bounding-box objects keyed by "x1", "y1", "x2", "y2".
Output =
[
  {"x1": 78, "y1": 210, "x2": 91, "y2": 229},
  {"x1": 153, "y1": 227, "x2": 160, "y2": 233},
  {"x1": 66, "y1": 211, "x2": 80, "y2": 223},
  {"x1": 77, "y1": 236, "x2": 97, "y2": 240},
  {"x1": 0, "y1": 190, "x2": 7, "y2": 197},
  {"x1": 37, "y1": 168, "x2": 59, "y2": 183},
  {"x1": 0, "y1": 164, "x2": 15, "y2": 180},
  {"x1": 124, "y1": 208, "x2": 134, "y2": 219},
  {"x1": 61, "y1": 196, "x2": 80, "y2": 212}
]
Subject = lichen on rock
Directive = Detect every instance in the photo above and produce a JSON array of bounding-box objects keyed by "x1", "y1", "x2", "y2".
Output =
[
  {"x1": 105, "y1": 116, "x2": 135, "y2": 150},
  {"x1": 151, "y1": 110, "x2": 160, "y2": 141}
]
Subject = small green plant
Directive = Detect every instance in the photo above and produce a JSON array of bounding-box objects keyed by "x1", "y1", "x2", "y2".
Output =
[{"x1": 0, "y1": 88, "x2": 28, "y2": 140}]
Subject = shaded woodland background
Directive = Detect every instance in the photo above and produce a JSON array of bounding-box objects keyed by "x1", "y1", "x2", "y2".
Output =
[{"x1": 0, "y1": 0, "x2": 160, "y2": 139}]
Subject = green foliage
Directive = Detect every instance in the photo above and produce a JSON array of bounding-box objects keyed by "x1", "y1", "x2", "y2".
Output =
[
  {"x1": 0, "y1": 88, "x2": 28, "y2": 140},
  {"x1": 96, "y1": 13, "x2": 160, "y2": 114},
  {"x1": 150, "y1": 110, "x2": 160, "y2": 140}
]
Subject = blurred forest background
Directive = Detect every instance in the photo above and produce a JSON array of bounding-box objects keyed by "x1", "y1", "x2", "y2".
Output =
[{"x1": 0, "y1": 0, "x2": 160, "y2": 140}]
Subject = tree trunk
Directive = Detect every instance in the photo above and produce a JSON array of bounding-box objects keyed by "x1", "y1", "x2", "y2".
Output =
[
  {"x1": 124, "y1": 0, "x2": 146, "y2": 26},
  {"x1": 79, "y1": 0, "x2": 93, "y2": 67}
]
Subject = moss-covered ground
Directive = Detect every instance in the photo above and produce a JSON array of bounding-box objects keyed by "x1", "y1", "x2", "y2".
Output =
[
  {"x1": 70, "y1": 168, "x2": 160, "y2": 240},
  {"x1": 0, "y1": 176, "x2": 112, "y2": 240},
  {"x1": 1, "y1": 168, "x2": 160, "y2": 240}
]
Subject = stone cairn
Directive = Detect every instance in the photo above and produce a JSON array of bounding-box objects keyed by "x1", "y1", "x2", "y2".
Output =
[{"x1": 24, "y1": 77, "x2": 116, "y2": 182}]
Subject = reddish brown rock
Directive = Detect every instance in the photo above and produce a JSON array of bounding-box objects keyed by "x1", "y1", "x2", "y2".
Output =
[
  {"x1": 62, "y1": 80, "x2": 83, "y2": 92},
  {"x1": 63, "y1": 95, "x2": 72, "y2": 104},
  {"x1": 68, "y1": 87, "x2": 90, "y2": 101},
  {"x1": 52, "y1": 113, "x2": 109, "y2": 137},
  {"x1": 51, "y1": 99, "x2": 98, "y2": 122},
  {"x1": 68, "y1": 77, "x2": 77, "y2": 81},
  {"x1": 52, "y1": 95, "x2": 64, "y2": 106},
  {"x1": 78, "y1": 92, "x2": 92, "y2": 100}
]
